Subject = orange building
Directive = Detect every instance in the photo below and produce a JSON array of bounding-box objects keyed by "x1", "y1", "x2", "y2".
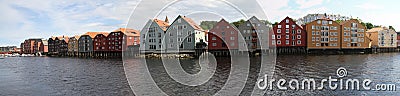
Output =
[
  {"x1": 340, "y1": 19, "x2": 370, "y2": 49},
  {"x1": 304, "y1": 18, "x2": 341, "y2": 49}
]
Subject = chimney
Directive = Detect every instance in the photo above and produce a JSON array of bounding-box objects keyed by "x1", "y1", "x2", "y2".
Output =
[{"x1": 165, "y1": 16, "x2": 169, "y2": 23}]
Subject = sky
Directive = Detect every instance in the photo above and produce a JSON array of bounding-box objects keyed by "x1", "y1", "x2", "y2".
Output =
[{"x1": 0, "y1": 0, "x2": 399, "y2": 46}]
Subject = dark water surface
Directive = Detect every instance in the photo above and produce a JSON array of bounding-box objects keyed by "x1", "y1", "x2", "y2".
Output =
[
  {"x1": 0, "y1": 57, "x2": 133, "y2": 96},
  {"x1": 124, "y1": 53, "x2": 400, "y2": 95},
  {"x1": 1, "y1": 53, "x2": 400, "y2": 95}
]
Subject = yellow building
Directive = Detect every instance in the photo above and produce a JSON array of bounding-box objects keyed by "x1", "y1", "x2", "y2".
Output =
[
  {"x1": 366, "y1": 27, "x2": 397, "y2": 48},
  {"x1": 305, "y1": 18, "x2": 341, "y2": 49},
  {"x1": 340, "y1": 19, "x2": 370, "y2": 49}
]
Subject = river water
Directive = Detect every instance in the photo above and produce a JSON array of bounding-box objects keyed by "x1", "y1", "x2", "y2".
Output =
[{"x1": 1, "y1": 53, "x2": 400, "y2": 95}]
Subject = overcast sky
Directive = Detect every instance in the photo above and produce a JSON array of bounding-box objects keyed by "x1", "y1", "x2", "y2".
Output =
[{"x1": 1, "y1": 0, "x2": 399, "y2": 46}]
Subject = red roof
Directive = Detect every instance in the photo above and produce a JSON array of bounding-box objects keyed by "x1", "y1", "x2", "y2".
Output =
[
  {"x1": 83, "y1": 32, "x2": 109, "y2": 38},
  {"x1": 113, "y1": 28, "x2": 140, "y2": 37},
  {"x1": 182, "y1": 16, "x2": 203, "y2": 31}
]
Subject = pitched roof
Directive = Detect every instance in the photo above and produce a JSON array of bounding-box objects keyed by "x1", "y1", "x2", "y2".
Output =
[
  {"x1": 367, "y1": 27, "x2": 384, "y2": 33},
  {"x1": 213, "y1": 19, "x2": 239, "y2": 31},
  {"x1": 113, "y1": 28, "x2": 140, "y2": 37},
  {"x1": 41, "y1": 39, "x2": 48, "y2": 45},
  {"x1": 154, "y1": 19, "x2": 170, "y2": 31},
  {"x1": 56, "y1": 36, "x2": 69, "y2": 43},
  {"x1": 83, "y1": 32, "x2": 109, "y2": 38},
  {"x1": 181, "y1": 16, "x2": 204, "y2": 31}
]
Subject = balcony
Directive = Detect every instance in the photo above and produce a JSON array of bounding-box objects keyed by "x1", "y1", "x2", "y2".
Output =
[{"x1": 252, "y1": 38, "x2": 258, "y2": 42}]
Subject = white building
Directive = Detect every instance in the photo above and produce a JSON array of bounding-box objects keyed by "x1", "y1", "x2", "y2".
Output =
[
  {"x1": 140, "y1": 18, "x2": 170, "y2": 53},
  {"x1": 297, "y1": 13, "x2": 351, "y2": 25}
]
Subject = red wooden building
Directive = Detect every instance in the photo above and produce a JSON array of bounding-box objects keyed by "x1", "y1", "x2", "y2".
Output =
[
  {"x1": 93, "y1": 33, "x2": 110, "y2": 57},
  {"x1": 208, "y1": 19, "x2": 239, "y2": 56},
  {"x1": 397, "y1": 32, "x2": 400, "y2": 48},
  {"x1": 272, "y1": 16, "x2": 307, "y2": 53},
  {"x1": 107, "y1": 28, "x2": 140, "y2": 57}
]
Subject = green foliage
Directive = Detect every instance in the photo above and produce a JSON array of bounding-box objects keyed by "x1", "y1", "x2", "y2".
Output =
[
  {"x1": 273, "y1": 22, "x2": 279, "y2": 25},
  {"x1": 389, "y1": 26, "x2": 396, "y2": 31},
  {"x1": 361, "y1": 22, "x2": 374, "y2": 29},
  {"x1": 199, "y1": 21, "x2": 218, "y2": 30},
  {"x1": 231, "y1": 19, "x2": 246, "y2": 28},
  {"x1": 335, "y1": 20, "x2": 343, "y2": 23},
  {"x1": 260, "y1": 20, "x2": 273, "y2": 25}
]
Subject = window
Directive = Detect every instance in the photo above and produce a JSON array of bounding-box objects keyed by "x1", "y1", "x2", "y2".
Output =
[
  {"x1": 178, "y1": 19, "x2": 181, "y2": 23},
  {"x1": 272, "y1": 35, "x2": 275, "y2": 40},
  {"x1": 212, "y1": 43, "x2": 217, "y2": 46},
  {"x1": 178, "y1": 31, "x2": 182, "y2": 36},
  {"x1": 286, "y1": 19, "x2": 289, "y2": 23},
  {"x1": 286, "y1": 40, "x2": 289, "y2": 44},
  {"x1": 285, "y1": 29, "x2": 289, "y2": 33},
  {"x1": 285, "y1": 35, "x2": 289, "y2": 39},
  {"x1": 277, "y1": 40, "x2": 281, "y2": 44},
  {"x1": 222, "y1": 43, "x2": 226, "y2": 47},
  {"x1": 297, "y1": 35, "x2": 301, "y2": 39},
  {"x1": 277, "y1": 29, "x2": 281, "y2": 33},
  {"x1": 297, "y1": 40, "x2": 301, "y2": 44},
  {"x1": 188, "y1": 37, "x2": 192, "y2": 42},
  {"x1": 277, "y1": 35, "x2": 281, "y2": 39},
  {"x1": 231, "y1": 31, "x2": 234, "y2": 34},
  {"x1": 278, "y1": 25, "x2": 282, "y2": 28},
  {"x1": 297, "y1": 30, "x2": 301, "y2": 34},
  {"x1": 286, "y1": 25, "x2": 289, "y2": 28},
  {"x1": 292, "y1": 25, "x2": 296, "y2": 29}
]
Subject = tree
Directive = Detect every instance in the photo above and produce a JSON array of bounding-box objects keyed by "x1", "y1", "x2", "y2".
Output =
[
  {"x1": 273, "y1": 22, "x2": 279, "y2": 25},
  {"x1": 335, "y1": 20, "x2": 343, "y2": 23},
  {"x1": 364, "y1": 22, "x2": 374, "y2": 29},
  {"x1": 260, "y1": 20, "x2": 273, "y2": 25},
  {"x1": 389, "y1": 26, "x2": 396, "y2": 31},
  {"x1": 199, "y1": 21, "x2": 218, "y2": 30},
  {"x1": 231, "y1": 19, "x2": 246, "y2": 28}
]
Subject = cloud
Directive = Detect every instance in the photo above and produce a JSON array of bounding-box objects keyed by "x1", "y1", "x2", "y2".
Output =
[
  {"x1": 356, "y1": 2, "x2": 382, "y2": 10},
  {"x1": 258, "y1": 0, "x2": 291, "y2": 20},
  {"x1": 295, "y1": 0, "x2": 324, "y2": 9},
  {"x1": 0, "y1": 0, "x2": 139, "y2": 46}
]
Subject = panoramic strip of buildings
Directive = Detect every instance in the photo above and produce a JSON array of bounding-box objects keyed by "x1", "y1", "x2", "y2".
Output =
[{"x1": 11, "y1": 13, "x2": 400, "y2": 57}]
